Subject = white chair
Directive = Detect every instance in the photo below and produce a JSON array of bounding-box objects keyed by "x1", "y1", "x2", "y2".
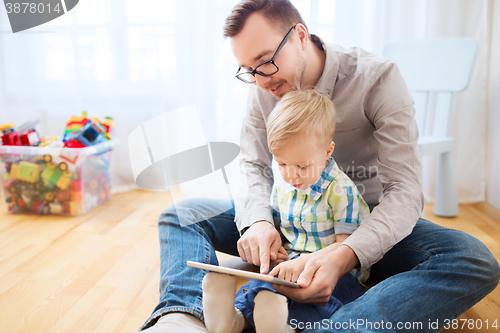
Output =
[{"x1": 383, "y1": 38, "x2": 478, "y2": 217}]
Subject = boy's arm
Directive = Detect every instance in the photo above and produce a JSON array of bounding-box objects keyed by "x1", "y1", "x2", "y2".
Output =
[{"x1": 268, "y1": 234, "x2": 350, "y2": 281}]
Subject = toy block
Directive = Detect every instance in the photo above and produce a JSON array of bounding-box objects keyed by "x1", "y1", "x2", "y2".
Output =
[
  {"x1": 31, "y1": 200, "x2": 45, "y2": 213},
  {"x1": 49, "y1": 167, "x2": 63, "y2": 186},
  {"x1": 18, "y1": 162, "x2": 41, "y2": 183},
  {"x1": 69, "y1": 201, "x2": 82, "y2": 215},
  {"x1": 41, "y1": 165, "x2": 56, "y2": 186},
  {"x1": 63, "y1": 201, "x2": 71, "y2": 214},
  {"x1": 56, "y1": 172, "x2": 72, "y2": 190},
  {"x1": 71, "y1": 180, "x2": 82, "y2": 192},
  {"x1": 55, "y1": 190, "x2": 71, "y2": 201},
  {"x1": 49, "y1": 202, "x2": 63, "y2": 214},
  {"x1": 20, "y1": 130, "x2": 40, "y2": 146},
  {"x1": 71, "y1": 191, "x2": 82, "y2": 201},
  {"x1": 63, "y1": 112, "x2": 89, "y2": 142},
  {"x1": 8, "y1": 164, "x2": 20, "y2": 179}
]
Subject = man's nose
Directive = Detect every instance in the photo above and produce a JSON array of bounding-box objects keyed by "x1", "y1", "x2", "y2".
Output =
[{"x1": 254, "y1": 74, "x2": 272, "y2": 89}]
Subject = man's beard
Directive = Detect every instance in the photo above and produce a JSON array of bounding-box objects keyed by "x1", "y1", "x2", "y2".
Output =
[{"x1": 276, "y1": 56, "x2": 307, "y2": 99}]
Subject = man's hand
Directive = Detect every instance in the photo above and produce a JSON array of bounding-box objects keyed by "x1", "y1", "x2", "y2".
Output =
[
  {"x1": 272, "y1": 245, "x2": 359, "y2": 305},
  {"x1": 237, "y1": 221, "x2": 284, "y2": 274}
]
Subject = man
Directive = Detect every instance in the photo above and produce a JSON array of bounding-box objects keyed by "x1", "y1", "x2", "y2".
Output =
[{"x1": 141, "y1": 1, "x2": 500, "y2": 332}]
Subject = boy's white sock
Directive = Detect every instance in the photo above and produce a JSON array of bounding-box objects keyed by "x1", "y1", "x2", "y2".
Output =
[
  {"x1": 140, "y1": 312, "x2": 208, "y2": 333},
  {"x1": 202, "y1": 272, "x2": 245, "y2": 333},
  {"x1": 253, "y1": 290, "x2": 295, "y2": 333}
]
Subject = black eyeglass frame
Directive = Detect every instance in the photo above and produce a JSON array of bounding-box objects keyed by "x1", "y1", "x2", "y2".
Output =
[{"x1": 235, "y1": 25, "x2": 297, "y2": 84}]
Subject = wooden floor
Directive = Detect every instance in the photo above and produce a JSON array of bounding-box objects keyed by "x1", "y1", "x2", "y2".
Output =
[{"x1": 0, "y1": 190, "x2": 499, "y2": 333}]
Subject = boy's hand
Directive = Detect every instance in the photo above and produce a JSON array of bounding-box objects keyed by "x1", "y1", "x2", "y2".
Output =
[
  {"x1": 270, "y1": 246, "x2": 289, "y2": 269},
  {"x1": 268, "y1": 254, "x2": 309, "y2": 282},
  {"x1": 237, "y1": 221, "x2": 282, "y2": 274},
  {"x1": 272, "y1": 245, "x2": 358, "y2": 305}
]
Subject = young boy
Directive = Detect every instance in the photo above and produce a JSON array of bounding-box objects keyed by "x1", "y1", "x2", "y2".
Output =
[{"x1": 202, "y1": 90, "x2": 370, "y2": 333}]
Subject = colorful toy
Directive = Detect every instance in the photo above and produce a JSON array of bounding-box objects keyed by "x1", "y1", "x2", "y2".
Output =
[
  {"x1": 48, "y1": 202, "x2": 63, "y2": 214},
  {"x1": 40, "y1": 136, "x2": 63, "y2": 148},
  {"x1": 62, "y1": 112, "x2": 113, "y2": 148},
  {"x1": 43, "y1": 154, "x2": 69, "y2": 172},
  {"x1": 31, "y1": 200, "x2": 45, "y2": 213},
  {"x1": 55, "y1": 171, "x2": 73, "y2": 190},
  {"x1": 102, "y1": 117, "x2": 115, "y2": 140},
  {"x1": 71, "y1": 179, "x2": 82, "y2": 201},
  {"x1": 1, "y1": 123, "x2": 21, "y2": 146},
  {"x1": 1, "y1": 121, "x2": 41, "y2": 146},
  {"x1": 17, "y1": 120, "x2": 41, "y2": 146},
  {"x1": 64, "y1": 120, "x2": 106, "y2": 147},
  {"x1": 8, "y1": 163, "x2": 20, "y2": 179},
  {"x1": 17, "y1": 162, "x2": 41, "y2": 183},
  {"x1": 63, "y1": 111, "x2": 89, "y2": 142},
  {"x1": 55, "y1": 190, "x2": 71, "y2": 201},
  {"x1": 0, "y1": 113, "x2": 114, "y2": 216}
]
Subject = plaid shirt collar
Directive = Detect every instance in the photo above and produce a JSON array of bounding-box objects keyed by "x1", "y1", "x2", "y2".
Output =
[{"x1": 284, "y1": 157, "x2": 340, "y2": 201}]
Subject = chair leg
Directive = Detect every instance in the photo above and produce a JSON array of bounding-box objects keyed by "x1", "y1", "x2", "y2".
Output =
[{"x1": 434, "y1": 151, "x2": 459, "y2": 217}]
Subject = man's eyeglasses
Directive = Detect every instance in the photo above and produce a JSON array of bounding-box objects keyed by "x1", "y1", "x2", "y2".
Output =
[{"x1": 235, "y1": 25, "x2": 296, "y2": 84}]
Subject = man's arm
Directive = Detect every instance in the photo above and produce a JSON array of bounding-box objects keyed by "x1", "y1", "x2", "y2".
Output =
[
  {"x1": 235, "y1": 86, "x2": 281, "y2": 273},
  {"x1": 235, "y1": 86, "x2": 277, "y2": 232},
  {"x1": 342, "y1": 60, "x2": 424, "y2": 271}
]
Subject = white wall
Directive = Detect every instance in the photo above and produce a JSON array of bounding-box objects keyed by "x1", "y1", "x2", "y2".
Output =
[{"x1": 487, "y1": 1, "x2": 500, "y2": 210}]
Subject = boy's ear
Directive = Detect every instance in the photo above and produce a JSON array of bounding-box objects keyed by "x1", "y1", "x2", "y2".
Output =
[{"x1": 326, "y1": 141, "x2": 335, "y2": 158}]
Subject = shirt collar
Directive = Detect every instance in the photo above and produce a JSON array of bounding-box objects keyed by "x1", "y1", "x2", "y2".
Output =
[
  {"x1": 284, "y1": 157, "x2": 340, "y2": 201},
  {"x1": 311, "y1": 35, "x2": 339, "y2": 101}
]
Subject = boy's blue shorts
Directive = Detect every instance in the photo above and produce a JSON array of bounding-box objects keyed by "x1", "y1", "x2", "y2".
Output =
[{"x1": 234, "y1": 273, "x2": 366, "y2": 327}]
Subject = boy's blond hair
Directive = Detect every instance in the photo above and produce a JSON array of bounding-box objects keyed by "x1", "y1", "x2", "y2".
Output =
[{"x1": 267, "y1": 90, "x2": 336, "y2": 153}]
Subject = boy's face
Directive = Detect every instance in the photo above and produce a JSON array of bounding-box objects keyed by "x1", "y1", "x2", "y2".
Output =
[
  {"x1": 274, "y1": 136, "x2": 334, "y2": 190},
  {"x1": 230, "y1": 13, "x2": 306, "y2": 99}
]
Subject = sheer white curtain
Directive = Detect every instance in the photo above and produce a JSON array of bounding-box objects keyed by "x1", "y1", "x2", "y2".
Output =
[
  {"x1": 0, "y1": 0, "x2": 249, "y2": 193},
  {"x1": 0, "y1": 0, "x2": 491, "y2": 202}
]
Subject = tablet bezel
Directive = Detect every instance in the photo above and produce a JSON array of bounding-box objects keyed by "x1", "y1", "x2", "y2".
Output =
[{"x1": 186, "y1": 261, "x2": 300, "y2": 289}]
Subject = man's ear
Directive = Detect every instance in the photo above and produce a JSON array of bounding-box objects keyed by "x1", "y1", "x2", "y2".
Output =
[
  {"x1": 326, "y1": 141, "x2": 335, "y2": 158},
  {"x1": 295, "y1": 23, "x2": 309, "y2": 51}
]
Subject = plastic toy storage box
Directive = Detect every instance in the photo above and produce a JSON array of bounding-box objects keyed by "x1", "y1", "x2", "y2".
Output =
[{"x1": 0, "y1": 141, "x2": 113, "y2": 216}]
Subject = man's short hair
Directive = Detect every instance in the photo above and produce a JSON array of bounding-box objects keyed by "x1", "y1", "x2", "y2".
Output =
[
  {"x1": 267, "y1": 89, "x2": 336, "y2": 154},
  {"x1": 223, "y1": 0, "x2": 307, "y2": 38}
]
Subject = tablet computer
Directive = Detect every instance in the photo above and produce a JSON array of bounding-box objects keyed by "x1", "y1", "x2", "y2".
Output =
[{"x1": 186, "y1": 261, "x2": 300, "y2": 289}]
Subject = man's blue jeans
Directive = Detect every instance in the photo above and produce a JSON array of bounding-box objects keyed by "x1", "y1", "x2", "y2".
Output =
[{"x1": 139, "y1": 198, "x2": 500, "y2": 332}]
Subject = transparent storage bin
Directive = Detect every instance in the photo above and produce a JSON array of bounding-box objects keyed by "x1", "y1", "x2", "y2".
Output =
[{"x1": 0, "y1": 141, "x2": 113, "y2": 216}]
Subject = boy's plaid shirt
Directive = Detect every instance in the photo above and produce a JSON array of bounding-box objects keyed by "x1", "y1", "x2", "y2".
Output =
[{"x1": 271, "y1": 157, "x2": 371, "y2": 283}]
